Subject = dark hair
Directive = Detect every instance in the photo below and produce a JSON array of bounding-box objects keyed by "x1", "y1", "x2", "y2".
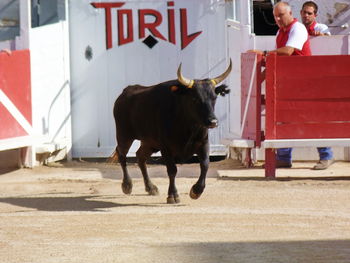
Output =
[{"x1": 302, "y1": 1, "x2": 318, "y2": 14}]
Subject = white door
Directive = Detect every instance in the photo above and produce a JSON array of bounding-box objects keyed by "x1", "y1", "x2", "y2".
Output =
[
  {"x1": 226, "y1": 19, "x2": 242, "y2": 138},
  {"x1": 225, "y1": 0, "x2": 249, "y2": 139},
  {"x1": 69, "y1": 0, "x2": 230, "y2": 158}
]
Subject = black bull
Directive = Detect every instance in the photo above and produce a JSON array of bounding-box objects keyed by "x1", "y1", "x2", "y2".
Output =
[{"x1": 112, "y1": 60, "x2": 232, "y2": 203}]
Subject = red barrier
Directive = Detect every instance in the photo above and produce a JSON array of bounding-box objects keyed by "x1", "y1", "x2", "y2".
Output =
[
  {"x1": 241, "y1": 52, "x2": 350, "y2": 177},
  {"x1": 0, "y1": 50, "x2": 32, "y2": 141},
  {"x1": 241, "y1": 52, "x2": 264, "y2": 147},
  {"x1": 265, "y1": 53, "x2": 350, "y2": 140}
]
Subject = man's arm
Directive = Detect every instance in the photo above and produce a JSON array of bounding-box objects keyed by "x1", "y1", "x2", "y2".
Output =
[
  {"x1": 273, "y1": 46, "x2": 295, "y2": 56},
  {"x1": 247, "y1": 46, "x2": 295, "y2": 56}
]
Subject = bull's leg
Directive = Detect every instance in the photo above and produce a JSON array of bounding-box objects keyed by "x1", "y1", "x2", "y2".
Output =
[
  {"x1": 162, "y1": 153, "x2": 180, "y2": 204},
  {"x1": 117, "y1": 141, "x2": 133, "y2": 195},
  {"x1": 190, "y1": 144, "x2": 209, "y2": 199},
  {"x1": 136, "y1": 144, "x2": 159, "y2": 196}
]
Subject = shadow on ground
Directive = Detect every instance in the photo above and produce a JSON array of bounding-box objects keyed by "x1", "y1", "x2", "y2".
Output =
[
  {"x1": 48, "y1": 157, "x2": 238, "y2": 180},
  {"x1": 147, "y1": 240, "x2": 350, "y2": 263},
  {"x1": 0, "y1": 195, "x2": 167, "y2": 212}
]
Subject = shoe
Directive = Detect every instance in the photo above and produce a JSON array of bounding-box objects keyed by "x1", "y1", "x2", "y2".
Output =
[
  {"x1": 312, "y1": 159, "x2": 335, "y2": 170},
  {"x1": 262, "y1": 160, "x2": 292, "y2": 168}
]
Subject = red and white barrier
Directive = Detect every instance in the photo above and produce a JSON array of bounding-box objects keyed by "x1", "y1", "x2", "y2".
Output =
[
  {"x1": 0, "y1": 50, "x2": 34, "y2": 166},
  {"x1": 238, "y1": 52, "x2": 350, "y2": 177}
]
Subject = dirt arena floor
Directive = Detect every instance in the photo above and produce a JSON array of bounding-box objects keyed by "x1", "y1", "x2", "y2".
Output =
[{"x1": 0, "y1": 158, "x2": 350, "y2": 263}]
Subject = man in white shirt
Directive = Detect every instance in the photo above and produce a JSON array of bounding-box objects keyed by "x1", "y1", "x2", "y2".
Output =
[{"x1": 301, "y1": 1, "x2": 331, "y2": 36}]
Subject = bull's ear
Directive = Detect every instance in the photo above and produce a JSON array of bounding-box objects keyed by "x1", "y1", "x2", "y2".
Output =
[
  {"x1": 170, "y1": 85, "x2": 188, "y2": 94},
  {"x1": 215, "y1": 84, "x2": 230, "y2": 96}
]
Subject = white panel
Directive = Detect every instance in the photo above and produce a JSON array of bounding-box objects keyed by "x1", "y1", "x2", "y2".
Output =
[
  {"x1": 70, "y1": 0, "x2": 229, "y2": 158},
  {"x1": 29, "y1": 18, "x2": 72, "y2": 153},
  {"x1": 226, "y1": 20, "x2": 241, "y2": 138}
]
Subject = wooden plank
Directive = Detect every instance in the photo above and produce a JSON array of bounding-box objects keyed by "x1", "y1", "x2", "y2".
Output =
[
  {"x1": 255, "y1": 55, "x2": 263, "y2": 147},
  {"x1": 221, "y1": 138, "x2": 255, "y2": 148},
  {"x1": 276, "y1": 101, "x2": 350, "y2": 122},
  {"x1": 265, "y1": 53, "x2": 277, "y2": 140},
  {"x1": 276, "y1": 55, "x2": 350, "y2": 76},
  {"x1": 0, "y1": 136, "x2": 32, "y2": 151},
  {"x1": 264, "y1": 138, "x2": 350, "y2": 148},
  {"x1": 265, "y1": 54, "x2": 350, "y2": 140},
  {"x1": 276, "y1": 79, "x2": 350, "y2": 100},
  {"x1": 265, "y1": 148, "x2": 276, "y2": 178},
  {"x1": 240, "y1": 53, "x2": 263, "y2": 146},
  {"x1": 275, "y1": 122, "x2": 350, "y2": 139}
]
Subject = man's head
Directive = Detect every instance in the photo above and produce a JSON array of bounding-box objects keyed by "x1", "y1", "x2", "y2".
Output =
[
  {"x1": 273, "y1": 2, "x2": 294, "y2": 29},
  {"x1": 300, "y1": 1, "x2": 318, "y2": 26}
]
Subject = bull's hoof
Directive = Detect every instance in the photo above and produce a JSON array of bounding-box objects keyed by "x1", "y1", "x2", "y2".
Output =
[
  {"x1": 166, "y1": 195, "x2": 181, "y2": 204},
  {"x1": 122, "y1": 181, "x2": 133, "y2": 195},
  {"x1": 146, "y1": 184, "x2": 159, "y2": 196},
  {"x1": 189, "y1": 185, "x2": 203, "y2": 200}
]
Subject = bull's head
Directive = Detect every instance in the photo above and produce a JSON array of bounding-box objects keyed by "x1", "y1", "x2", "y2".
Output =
[{"x1": 175, "y1": 59, "x2": 232, "y2": 128}]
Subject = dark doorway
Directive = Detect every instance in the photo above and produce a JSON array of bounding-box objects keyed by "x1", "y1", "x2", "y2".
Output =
[{"x1": 253, "y1": 1, "x2": 278, "y2": 35}]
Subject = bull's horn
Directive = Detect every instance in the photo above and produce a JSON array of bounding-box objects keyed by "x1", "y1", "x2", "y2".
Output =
[
  {"x1": 211, "y1": 59, "x2": 232, "y2": 85},
  {"x1": 177, "y1": 63, "x2": 194, "y2": 88}
]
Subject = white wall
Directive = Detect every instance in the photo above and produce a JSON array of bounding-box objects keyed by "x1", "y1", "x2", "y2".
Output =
[
  {"x1": 29, "y1": 20, "x2": 72, "y2": 156},
  {"x1": 69, "y1": 0, "x2": 229, "y2": 158}
]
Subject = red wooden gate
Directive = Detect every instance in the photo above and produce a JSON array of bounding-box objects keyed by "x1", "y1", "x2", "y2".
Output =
[{"x1": 241, "y1": 52, "x2": 350, "y2": 177}]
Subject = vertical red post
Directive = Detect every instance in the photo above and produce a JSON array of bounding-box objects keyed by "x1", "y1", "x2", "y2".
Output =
[
  {"x1": 255, "y1": 54, "x2": 264, "y2": 147},
  {"x1": 265, "y1": 53, "x2": 277, "y2": 140},
  {"x1": 264, "y1": 53, "x2": 277, "y2": 178},
  {"x1": 265, "y1": 148, "x2": 276, "y2": 178}
]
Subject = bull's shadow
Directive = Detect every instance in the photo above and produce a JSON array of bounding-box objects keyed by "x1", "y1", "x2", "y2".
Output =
[{"x1": 0, "y1": 195, "x2": 151, "y2": 212}]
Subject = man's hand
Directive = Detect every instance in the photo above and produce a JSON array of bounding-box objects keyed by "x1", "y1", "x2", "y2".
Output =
[
  {"x1": 247, "y1": 49, "x2": 264, "y2": 55},
  {"x1": 313, "y1": 31, "x2": 330, "y2": 36},
  {"x1": 0, "y1": 49, "x2": 12, "y2": 55}
]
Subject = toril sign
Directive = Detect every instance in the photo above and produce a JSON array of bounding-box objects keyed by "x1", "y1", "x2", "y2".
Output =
[{"x1": 91, "y1": 1, "x2": 202, "y2": 50}]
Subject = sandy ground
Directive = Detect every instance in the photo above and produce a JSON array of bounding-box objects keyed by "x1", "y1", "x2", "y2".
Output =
[{"x1": 0, "y1": 158, "x2": 350, "y2": 263}]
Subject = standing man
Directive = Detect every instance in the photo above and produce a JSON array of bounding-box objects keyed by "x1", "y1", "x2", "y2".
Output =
[
  {"x1": 300, "y1": 1, "x2": 334, "y2": 170},
  {"x1": 249, "y1": 1, "x2": 334, "y2": 169},
  {"x1": 301, "y1": 1, "x2": 331, "y2": 36}
]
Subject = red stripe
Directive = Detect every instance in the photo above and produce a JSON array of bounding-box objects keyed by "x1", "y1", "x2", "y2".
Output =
[
  {"x1": 0, "y1": 50, "x2": 32, "y2": 140},
  {"x1": 0, "y1": 103, "x2": 27, "y2": 139},
  {"x1": 0, "y1": 50, "x2": 32, "y2": 124}
]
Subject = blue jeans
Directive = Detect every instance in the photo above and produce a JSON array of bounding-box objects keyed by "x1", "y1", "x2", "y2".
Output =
[{"x1": 277, "y1": 147, "x2": 333, "y2": 163}]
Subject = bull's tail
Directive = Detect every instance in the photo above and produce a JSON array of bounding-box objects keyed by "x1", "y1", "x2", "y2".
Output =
[{"x1": 107, "y1": 149, "x2": 119, "y2": 163}]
